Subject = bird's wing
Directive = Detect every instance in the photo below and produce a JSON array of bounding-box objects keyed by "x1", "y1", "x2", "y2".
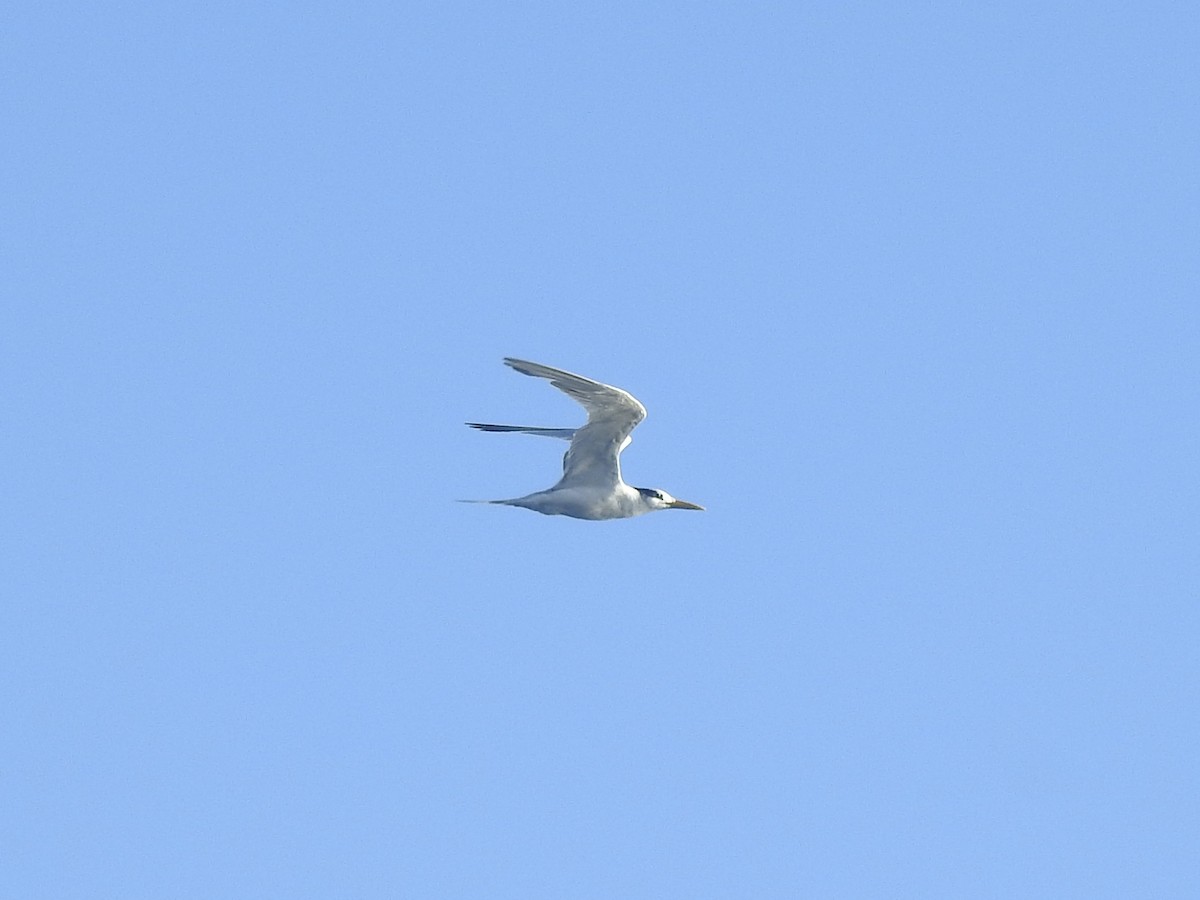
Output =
[
  {"x1": 504, "y1": 358, "x2": 646, "y2": 488},
  {"x1": 466, "y1": 423, "x2": 576, "y2": 440}
]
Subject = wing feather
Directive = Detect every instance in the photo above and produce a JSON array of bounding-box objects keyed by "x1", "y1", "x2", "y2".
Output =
[{"x1": 503, "y1": 358, "x2": 646, "y2": 488}]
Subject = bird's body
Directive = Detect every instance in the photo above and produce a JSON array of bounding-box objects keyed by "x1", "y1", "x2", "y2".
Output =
[{"x1": 466, "y1": 358, "x2": 704, "y2": 520}]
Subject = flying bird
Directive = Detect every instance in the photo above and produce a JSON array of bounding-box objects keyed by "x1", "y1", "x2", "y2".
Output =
[{"x1": 465, "y1": 358, "x2": 704, "y2": 520}]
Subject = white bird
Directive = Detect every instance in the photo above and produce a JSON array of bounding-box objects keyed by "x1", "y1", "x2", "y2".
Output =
[{"x1": 465, "y1": 358, "x2": 704, "y2": 520}]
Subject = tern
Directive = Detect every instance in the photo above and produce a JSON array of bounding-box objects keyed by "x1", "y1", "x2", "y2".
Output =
[{"x1": 465, "y1": 358, "x2": 704, "y2": 520}]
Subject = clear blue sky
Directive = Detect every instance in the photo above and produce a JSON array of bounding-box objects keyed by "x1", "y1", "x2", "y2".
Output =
[{"x1": 4, "y1": 2, "x2": 1198, "y2": 897}]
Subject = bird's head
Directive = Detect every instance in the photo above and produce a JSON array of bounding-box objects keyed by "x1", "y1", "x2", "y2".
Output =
[{"x1": 636, "y1": 487, "x2": 705, "y2": 513}]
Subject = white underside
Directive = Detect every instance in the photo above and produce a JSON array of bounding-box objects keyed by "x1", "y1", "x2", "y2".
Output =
[{"x1": 494, "y1": 484, "x2": 650, "y2": 520}]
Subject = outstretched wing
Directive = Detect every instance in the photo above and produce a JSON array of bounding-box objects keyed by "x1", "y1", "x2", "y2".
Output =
[
  {"x1": 503, "y1": 358, "x2": 646, "y2": 489},
  {"x1": 466, "y1": 423, "x2": 576, "y2": 440}
]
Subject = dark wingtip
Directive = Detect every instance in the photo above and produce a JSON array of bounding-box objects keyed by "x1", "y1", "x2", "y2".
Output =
[{"x1": 502, "y1": 357, "x2": 542, "y2": 377}]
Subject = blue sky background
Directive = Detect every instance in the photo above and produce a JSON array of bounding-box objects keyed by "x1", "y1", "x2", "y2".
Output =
[{"x1": 3, "y1": 2, "x2": 1198, "y2": 897}]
